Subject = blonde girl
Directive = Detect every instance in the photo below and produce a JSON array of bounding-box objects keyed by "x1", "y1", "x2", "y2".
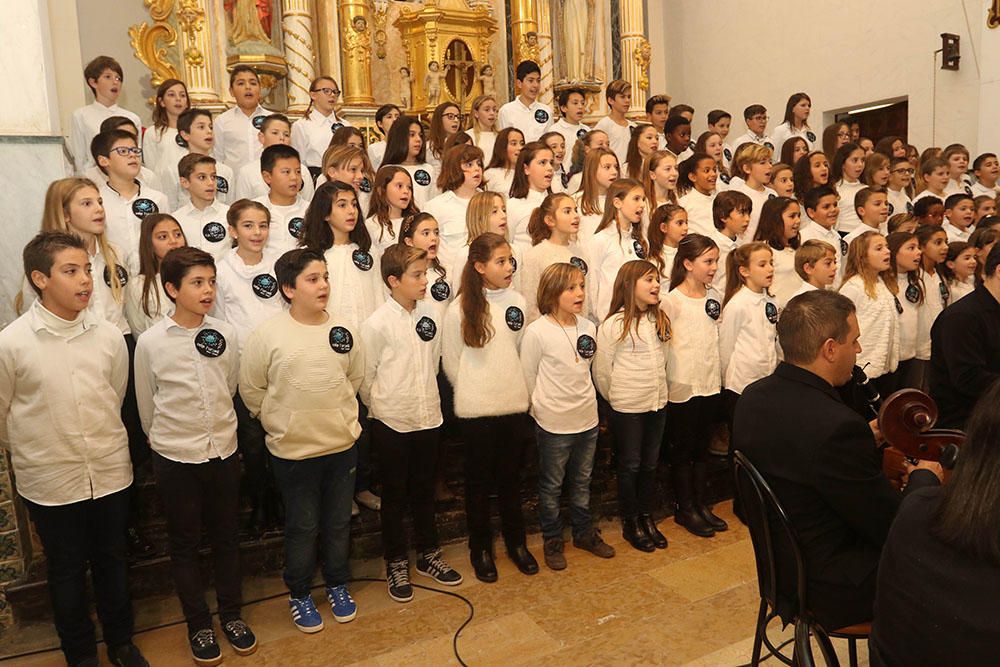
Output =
[
  {"x1": 646, "y1": 203, "x2": 688, "y2": 288},
  {"x1": 587, "y1": 178, "x2": 648, "y2": 321},
  {"x1": 663, "y1": 234, "x2": 726, "y2": 537},
  {"x1": 322, "y1": 144, "x2": 373, "y2": 217},
  {"x1": 574, "y1": 147, "x2": 621, "y2": 239},
  {"x1": 727, "y1": 143, "x2": 776, "y2": 241},
  {"x1": 592, "y1": 260, "x2": 671, "y2": 553},
  {"x1": 125, "y1": 213, "x2": 186, "y2": 335},
  {"x1": 467, "y1": 94, "x2": 499, "y2": 156},
  {"x1": 441, "y1": 232, "x2": 536, "y2": 582},
  {"x1": 521, "y1": 263, "x2": 614, "y2": 568},
  {"x1": 625, "y1": 124, "x2": 660, "y2": 181},
  {"x1": 644, "y1": 151, "x2": 679, "y2": 212},
  {"x1": 837, "y1": 231, "x2": 900, "y2": 394},
  {"x1": 522, "y1": 193, "x2": 589, "y2": 321},
  {"x1": 565, "y1": 129, "x2": 610, "y2": 195}
]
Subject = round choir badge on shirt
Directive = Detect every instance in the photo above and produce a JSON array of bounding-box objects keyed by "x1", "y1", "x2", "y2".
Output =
[
  {"x1": 764, "y1": 141, "x2": 774, "y2": 151},
  {"x1": 175, "y1": 133, "x2": 188, "y2": 148},
  {"x1": 329, "y1": 325, "x2": 353, "y2": 353},
  {"x1": 430, "y1": 278, "x2": 451, "y2": 301},
  {"x1": 719, "y1": 173, "x2": 731, "y2": 185},
  {"x1": 215, "y1": 176, "x2": 230, "y2": 195},
  {"x1": 688, "y1": 140, "x2": 696, "y2": 150},
  {"x1": 505, "y1": 305, "x2": 524, "y2": 331},
  {"x1": 576, "y1": 333, "x2": 596, "y2": 359},
  {"x1": 964, "y1": 185, "x2": 973, "y2": 196},
  {"x1": 331, "y1": 122, "x2": 345, "y2": 133},
  {"x1": 359, "y1": 177, "x2": 372, "y2": 193},
  {"x1": 939, "y1": 281, "x2": 950, "y2": 305},
  {"x1": 131, "y1": 198, "x2": 158, "y2": 219},
  {"x1": 569, "y1": 256, "x2": 588, "y2": 275},
  {"x1": 764, "y1": 302, "x2": 778, "y2": 324},
  {"x1": 905, "y1": 283, "x2": 920, "y2": 304},
  {"x1": 413, "y1": 169, "x2": 432, "y2": 187},
  {"x1": 840, "y1": 238, "x2": 849, "y2": 256},
  {"x1": 352, "y1": 248, "x2": 374, "y2": 271},
  {"x1": 194, "y1": 328, "x2": 227, "y2": 358},
  {"x1": 252, "y1": 115, "x2": 267, "y2": 130},
  {"x1": 576, "y1": 128, "x2": 587, "y2": 139},
  {"x1": 251, "y1": 273, "x2": 278, "y2": 299},
  {"x1": 510, "y1": 256, "x2": 518, "y2": 273},
  {"x1": 806, "y1": 131, "x2": 817, "y2": 143},
  {"x1": 724, "y1": 148, "x2": 733, "y2": 162},
  {"x1": 534, "y1": 109, "x2": 550, "y2": 124},
  {"x1": 888, "y1": 203, "x2": 895, "y2": 216},
  {"x1": 202, "y1": 222, "x2": 227, "y2": 243},
  {"x1": 632, "y1": 239, "x2": 646, "y2": 259},
  {"x1": 705, "y1": 298, "x2": 721, "y2": 320},
  {"x1": 288, "y1": 217, "x2": 305, "y2": 239},
  {"x1": 767, "y1": 193, "x2": 776, "y2": 200},
  {"x1": 103, "y1": 264, "x2": 129, "y2": 288},
  {"x1": 415, "y1": 315, "x2": 437, "y2": 341},
  {"x1": 906, "y1": 202, "x2": 914, "y2": 214},
  {"x1": 893, "y1": 295, "x2": 903, "y2": 315}
]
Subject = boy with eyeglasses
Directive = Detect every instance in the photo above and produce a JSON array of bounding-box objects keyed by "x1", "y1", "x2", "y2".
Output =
[
  {"x1": 725, "y1": 104, "x2": 773, "y2": 164},
  {"x1": 887, "y1": 157, "x2": 915, "y2": 216},
  {"x1": 70, "y1": 56, "x2": 142, "y2": 175}
]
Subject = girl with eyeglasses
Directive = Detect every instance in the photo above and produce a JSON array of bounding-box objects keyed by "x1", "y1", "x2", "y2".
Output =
[{"x1": 291, "y1": 75, "x2": 353, "y2": 173}]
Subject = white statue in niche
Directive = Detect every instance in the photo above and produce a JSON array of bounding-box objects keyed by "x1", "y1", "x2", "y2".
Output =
[{"x1": 555, "y1": 0, "x2": 605, "y2": 83}]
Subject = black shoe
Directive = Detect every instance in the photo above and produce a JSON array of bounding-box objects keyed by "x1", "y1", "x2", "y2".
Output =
[
  {"x1": 73, "y1": 657, "x2": 100, "y2": 667},
  {"x1": 622, "y1": 516, "x2": 655, "y2": 552},
  {"x1": 108, "y1": 643, "x2": 149, "y2": 667},
  {"x1": 640, "y1": 514, "x2": 668, "y2": 549},
  {"x1": 386, "y1": 558, "x2": 414, "y2": 602},
  {"x1": 416, "y1": 548, "x2": 463, "y2": 585},
  {"x1": 674, "y1": 506, "x2": 716, "y2": 538},
  {"x1": 470, "y1": 548, "x2": 498, "y2": 583},
  {"x1": 189, "y1": 628, "x2": 222, "y2": 666},
  {"x1": 222, "y1": 618, "x2": 258, "y2": 656},
  {"x1": 126, "y1": 527, "x2": 156, "y2": 561},
  {"x1": 506, "y1": 543, "x2": 539, "y2": 575},
  {"x1": 697, "y1": 505, "x2": 729, "y2": 532}
]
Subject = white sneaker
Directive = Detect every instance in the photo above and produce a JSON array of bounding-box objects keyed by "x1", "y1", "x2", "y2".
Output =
[
  {"x1": 355, "y1": 490, "x2": 381, "y2": 511},
  {"x1": 351, "y1": 500, "x2": 360, "y2": 517}
]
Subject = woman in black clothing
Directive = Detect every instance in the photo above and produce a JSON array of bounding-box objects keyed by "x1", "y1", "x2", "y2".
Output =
[{"x1": 870, "y1": 380, "x2": 1000, "y2": 666}]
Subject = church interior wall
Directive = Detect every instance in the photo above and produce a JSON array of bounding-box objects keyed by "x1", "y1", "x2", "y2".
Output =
[{"x1": 656, "y1": 0, "x2": 985, "y2": 152}]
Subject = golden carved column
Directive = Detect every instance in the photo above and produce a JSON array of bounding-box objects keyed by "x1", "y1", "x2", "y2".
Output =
[
  {"x1": 176, "y1": 0, "x2": 224, "y2": 109},
  {"x1": 618, "y1": 0, "x2": 650, "y2": 119},
  {"x1": 338, "y1": 0, "x2": 375, "y2": 106},
  {"x1": 281, "y1": 0, "x2": 317, "y2": 115},
  {"x1": 510, "y1": 0, "x2": 538, "y2": 67},
  {"x1": 315, "y1": 0, "x2": 344, "y2": 83},
  {"x1": 535, "y1": 0, "x2": 554, "y2": 105}
]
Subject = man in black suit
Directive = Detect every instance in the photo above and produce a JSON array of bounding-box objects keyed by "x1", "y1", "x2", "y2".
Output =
[
  {"x1": 930, "y1": 243, "x2": 1000, "y2": 429},
  {"x1": 733, "y1": 290, "x2": 940, "y2": 630}
]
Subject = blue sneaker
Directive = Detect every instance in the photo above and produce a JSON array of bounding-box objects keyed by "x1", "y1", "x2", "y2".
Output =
[
  {"x1": 289, "y1": 594, "x2": 324, "y2": 633},
  {"x1": 326, "y1": 585, "x2": 357, "y2": 623}
]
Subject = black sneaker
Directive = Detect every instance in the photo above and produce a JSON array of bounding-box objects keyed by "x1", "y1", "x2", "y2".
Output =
[
  {"x1": 108, "y1": 643, "x2": 149, "y2": 667},
  {"x1": 387, "y1": 558, "x2": 413, "y2": 602},
  {"x1": 416, "y1": 548, "x2": 464, "y2": 585},
  {"x1": 189, "y1": 628, "x2": 222, "y2": 666},
  {"x1": 222, "y1": 618, "x2": 258, "y2": 656}
]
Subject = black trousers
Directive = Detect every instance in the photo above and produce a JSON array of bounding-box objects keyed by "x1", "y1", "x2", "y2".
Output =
[
  {"x1": 24, "y1": 488, "x2": 134, "y2": 665},
  {"x1": 372, "y1": 420, "x2": 440, "y2": 561},
  {"x1": 152, "y1": 452, "x2": 243, "y2": 633},
  {"x1": 233, "y1": 391, "x2": 274, "y2": 513},
  {"x1": 460, "y1": 413, "x2": 528, "y2": 552},
  {"x1": 123, "y1": 334, "x2": 149, "y2": 529},
  {"x1": 667, "y1": 395, "x2": 720, "y2": 466}
]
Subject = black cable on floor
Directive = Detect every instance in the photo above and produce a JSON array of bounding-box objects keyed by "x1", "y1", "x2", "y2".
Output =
[{"x1": 0, "y1": 577, "x2": 475, "y2": 666}]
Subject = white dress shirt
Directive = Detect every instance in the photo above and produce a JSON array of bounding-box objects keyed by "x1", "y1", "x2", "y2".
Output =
[
  {"x1": 770, "y1": 246, "x2": 802, "y2": 308},
  {"x1": 253, "y1": 194, "x2": 310, "y2": 254},
  {"x1": 99, "y1": 181, "x2": 170, "y2": 268},
  {"x1": 0, "y1": 301, "x2": 131, "y2": 505},
  {"x1": 155, "y1": 153, "x2": 234, "y2": 211},
  {"x1": 587, "y1": 225, "x2": 646, "y2": 322},
  {"x1": 886, "y1": 187, "x2": 913, "y2": 217},
  {"x1": 838, "y1": 275, "x2": 900, "y2": 377},
  {"x1": 594, "y1": 116, "x2": 636, "y2": 167},
  {"x1": 124, "y1": 274, "x2": 172, "y2": 337},
  {"x1": 726, "y1": 130, "x2": 774, "y2": 161},
  {"x1": 233, "y1": 157, "x2": 314, "y2": 203},
  {"x1": 769, "y1": 122, "x2": 817, "y2": 159},
  {"x1": 506, "y1": 188, "x2": 547, "y2": 247},
  {"x1": 521, "y1": 239, "x2": 591, "y2": 322},
  {"x1": 212, "y1": 247, "x2": 285, "y2": 351},
  {"x1": 422, "y1": 190, "x2": 473, "y2": 268},
  {"x1": 484, "y1": 167, "x2": 514, "y2": 198},
  {"x1": 364, "y1": 215, "x2": 403, "y2": 261},
  {"x1": 677, "y1": 189, "x2": 717, "y2": 236},
  {"x1": 69, "y1": 101, "x2": 142, "y2": 174},
  {"x1": 367, "y1": 140, "x2": 387, "y2": 171},
  {"x1": 550, "y1": 119, "x2": 591, "y2": 172},
  {"x1": 142, "y1": 126, "x2": 177, "y2": 174},
  {"x1": 835, "y1": 179, "x2": 866, "y2": 233},
  {"x1": 592, "y1": 311, "x2": 669, "y2": 413},
  {"x1": 291, "y1": 108, "x2": 352, "y2": 170},
  {"x1": 708, "y1": 228, "x2": 738, "y2": 293},
  {"x1": 172, "y1": 200, "x2": 232, "y2": 260},
  {"x1": 89, "y1": 244, "x2": 131, "y2": 334},
  {"x1": 134, "y1": 316, "x2": 239, "y2": 463},
  {"x1": 800, "y1": 221, "x2": 847, "y2": 287},
  {"x1": 942, "y1": 220, "x2": 972, "y2": 243},
  {"x1": 497, "y1": 97, "x2": 554, "y2": 144},
  {"x1": 213, "y1": 104, "x2": 271, "y2": 173},
  {"x1": 360, "y1": 298, "x2": 443, "y2": 433},
  {"x1": 971, "y1": 181, "x2": 1000, "y2": 198},
  {"x1": 520, "y1": 314, "x2": 599, "y2": 434},
  {"x1": 662, "y1": 287, "x2": 723, "y2": 403},
  {"x1": 719, "y1": 286, "x2": 779, "y2": 394},
  {"x1": 324, "y1": 244, "x2": 386, "y2": 328}
]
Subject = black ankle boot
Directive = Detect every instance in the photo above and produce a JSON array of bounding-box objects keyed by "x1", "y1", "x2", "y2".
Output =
[
  {"x1": 622, "y1": 516, "x2": 655, "y2": 552},
  {"x1": 693, "y1": 462, "x2": 728, "y2": 532},
  {"x1": 470, "y1": 548, "x2": 498, "y2": 583},
  {"x1": 672, "y1": 466, "x2": 715, "y2": 538},
  {"x1": 639, "y1": 514, "x2": 668, "y2": 549},
  {"x1": 505, "y1": 543, "x2": 539, "y2": 575}
]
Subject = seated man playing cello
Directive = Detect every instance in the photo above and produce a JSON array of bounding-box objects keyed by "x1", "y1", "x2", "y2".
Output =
[{"x1": 733, "y1": 290, "x2": 940, "y2": 630}]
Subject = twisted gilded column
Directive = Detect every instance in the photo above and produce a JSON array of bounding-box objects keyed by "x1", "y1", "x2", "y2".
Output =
[
  {"x1": 176, "y1": 0, "x2": 224, "y2": 109},
  {"x1": 618, "y1": 0, "x2": 650, "y2": 119},
  {"x1": 281, "y1": 0, "x2": 317, "y2": 115},
  {"x1": 510, "y1": 0, "x2": 538, "y2": 67},
  {"x1": 338, "y1": 0, "x2": 375, "y2": 106}
]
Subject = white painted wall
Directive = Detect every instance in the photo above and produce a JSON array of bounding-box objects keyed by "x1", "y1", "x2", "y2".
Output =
[
  {"x1": 649, "y1": 0, "x2": 989, "y2": 153},
  {"x1": 1, "y1": 0, "x2": 60, "y2": 135}
]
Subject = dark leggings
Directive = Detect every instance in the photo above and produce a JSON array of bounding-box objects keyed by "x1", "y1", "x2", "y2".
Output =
[{"x1": 667, "y1": 395, "x2": 720, "y2": 466}]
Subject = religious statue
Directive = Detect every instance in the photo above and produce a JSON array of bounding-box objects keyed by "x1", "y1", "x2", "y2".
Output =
[
  {"x1": 344, "y1": 15, "x2": 372, "y2": 69},
  {"x1": 399, "y1": 66, "x2": 413, "y2": 109},
  {"x1": 227, "y1": 0, "x2": 272, "y2": 44},
  {"x1": 424, "y1": 61, "x2": 450, "y2": 107},
  {"x1": 519, "y1": 31, "x2": 540, "y2": 64},
  {"x1": 557, "y1": 0, "x2": 600, "y2": 82},
  {"x1": 477, "y1": 64, "x2": 496, "y2": 98}
]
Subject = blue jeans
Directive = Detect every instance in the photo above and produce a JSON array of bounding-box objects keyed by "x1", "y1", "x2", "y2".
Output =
[
  {"x1": 536, "y1": 425, "x2": 599, "y2": 540},
  {"x1": 611, "y1": 408, "x2": 667, "y2": 518},
  {"x1": 270, "y1": 447, "x2": 357, "y2": 598}
]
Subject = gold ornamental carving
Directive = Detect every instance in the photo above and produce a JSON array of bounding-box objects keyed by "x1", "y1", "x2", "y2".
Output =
[
  {"x1": 632, "y1": 37, "x2": 651, "y2": 91},
  {"x1": 177, "y1": 0, "x2": 206, "y2": 67},
  {"x1": 990, "y1": 0, "x2": 1000, "y2": 29},
  {"x1": 129, "y1": 21, "x2": 181, "y2": 89}
]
